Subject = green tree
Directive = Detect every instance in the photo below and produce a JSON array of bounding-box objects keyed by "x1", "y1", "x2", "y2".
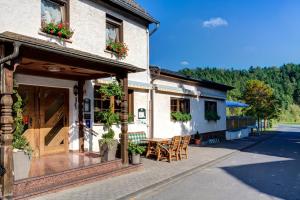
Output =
[{"x1": 243, "y1": 80, "x2": 279, "y2": 131}]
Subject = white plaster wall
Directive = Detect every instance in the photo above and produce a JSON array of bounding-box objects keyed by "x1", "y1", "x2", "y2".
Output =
[
  {"x1": 0, "y1": 0, "x2": 149, "y2": 81},
  {"x1": 152, "y1": 81, "x2": 227, "y2": 138},
  {"x1": 154, "y1": 78, "x2": 199, "y2": 94},
  {"x1": 14, "y1": 74, "x2": 80, "y2": 151}
]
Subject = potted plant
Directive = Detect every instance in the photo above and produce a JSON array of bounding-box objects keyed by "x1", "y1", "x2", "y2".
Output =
[
  {"x1": 99, "y1": 129, "x2": 118, "y2": 162},
  {"x1": 41, "y1": 21, "x2": 74, "y2": 39},
  {"x1": 194, "y1": 131, "x2": 202, "y2": 145},
  {"x1": 97, "y1": 108, "x2": 120, "y2": 162},
  {"x1": 128, "y1": 143, "x2": 145, "y2": 165},
  {"x1": 12, "y1": 89, "x2": 32, "y2": 180},
  {"x1": 106, "y1": 40, "x2": 128, "y2": 59}
]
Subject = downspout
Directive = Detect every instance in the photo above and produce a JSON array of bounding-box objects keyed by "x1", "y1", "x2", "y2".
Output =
[
  {"x1": 148, "y1": 22, "x2": 159, "y2": 138},
  {"x1": 0, "y1": 42, "x2": 21, "y2": 65},
  {"x1": 149, "y1": 67, "x2": 160, "y2": 138}
]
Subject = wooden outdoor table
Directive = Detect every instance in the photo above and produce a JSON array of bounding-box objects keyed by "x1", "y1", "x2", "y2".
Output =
[{"x1": 142, "y1": 138, "x2": 170, "y2": 161}]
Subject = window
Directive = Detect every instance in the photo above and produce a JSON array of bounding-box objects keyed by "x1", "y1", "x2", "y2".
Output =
[
  {"x1": 94, "y1": 86, "x2": 133, "y2": 123},
  {"x1": 205, "y1": 101, "x2": 217, "y2": 114},
  {"x1": 106, "y1": 14, "x2": 123, "y2": 46},
  {"x1": 170, "y1": 98, "x2": 190, "y2": 113},
  {"x1": 204, "y1": 101, "x2": 220, "y2": 121},
  {"x1": 41, "y1": 0, "x2": 68, "y2": 24}
]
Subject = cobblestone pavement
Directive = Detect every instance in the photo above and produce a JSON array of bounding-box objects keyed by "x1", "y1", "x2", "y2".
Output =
[{"x1": 33, "y1": 134, "x2": 273, "y2": 200}]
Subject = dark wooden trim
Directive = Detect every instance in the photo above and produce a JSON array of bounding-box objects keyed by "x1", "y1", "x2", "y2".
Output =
[
  {"x1": 0, "y1": 45, "x2": 14, "y2": 198},
  {"x1": 117, "y1": 73, "x2": 129, "y2": 166},
  {"x1": 42, "y1": 0, "x2": 70, "y2": 27},
  {"x1": 20, "y1": 47, "x2": 130, "y2": 75},
  {"x1": 78, "y1": 80, "x2": 85, "y2": 153},
  {"x1": 106, "y1": 14, "x2": 124, "y2": 43}
]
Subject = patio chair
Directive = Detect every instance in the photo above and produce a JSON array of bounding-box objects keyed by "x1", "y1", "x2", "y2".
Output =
[
  {"x1": 158, "y1": 136, "x2": 181, "y2": 162},
  {"x1": 179, "y1": 135, "x2": 191, "y2": 160}
]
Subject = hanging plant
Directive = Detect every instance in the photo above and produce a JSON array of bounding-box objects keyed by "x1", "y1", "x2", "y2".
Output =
[
  {"x1": 106, "y1": 40, "x2": 128, "y2": 59},
  {"x1": 41, "y1": 21, "x2": 74, "y2": 39},
  {"x1": 96, "y1": 109, "x2": 120, "y2": 128},
  {"x1": 12, "y1": 89, "x2": 32, "y2": 155},
  {"x1": 98, "y1": 81, "x2": 124, "y2": 100}
]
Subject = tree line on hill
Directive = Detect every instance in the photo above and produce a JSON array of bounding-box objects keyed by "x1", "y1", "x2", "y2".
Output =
[{"x1": 179, "y1": 63, "x2": 300, "y2": 123}]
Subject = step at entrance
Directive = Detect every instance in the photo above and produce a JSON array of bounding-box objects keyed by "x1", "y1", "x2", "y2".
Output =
[{"x1": 13, "y1": 159, "x2": 143, "y2": 199}]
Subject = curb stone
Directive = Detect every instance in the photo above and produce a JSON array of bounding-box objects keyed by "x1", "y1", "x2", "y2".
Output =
[{"x1": 117, "y1": 133, "x2": 276, "y2": 200}]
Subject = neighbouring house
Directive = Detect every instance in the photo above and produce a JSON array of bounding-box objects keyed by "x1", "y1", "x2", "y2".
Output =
[
  {"x1": 149, "y1": 66, "x2": 233, "y2": 139},
  {"x1": 0, "y1": 0, "x2": 233, "y2": 199}
]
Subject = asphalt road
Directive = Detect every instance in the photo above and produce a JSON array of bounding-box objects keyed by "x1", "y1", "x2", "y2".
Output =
[{"x1": 137, "y1": 125, "x2": 300, "y2": 200}]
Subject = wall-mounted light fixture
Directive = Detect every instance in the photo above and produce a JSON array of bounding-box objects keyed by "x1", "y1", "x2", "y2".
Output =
[
  {"x1": 73, "y1": 85, "x2": 79, "y2": 96},
  {"x1": 74, "y1": 85, "x2": 79, "y2": 109}
]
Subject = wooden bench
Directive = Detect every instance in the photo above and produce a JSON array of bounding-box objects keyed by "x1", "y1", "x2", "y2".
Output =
[{"x1": 128, "y1": 131, "x2": 147, "y2": 145}]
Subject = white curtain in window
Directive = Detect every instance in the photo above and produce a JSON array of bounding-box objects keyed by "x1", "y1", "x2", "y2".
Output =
[
  {"x1": 41, "y1": 0, "x2": 63, "y2": 24},
  {"x1": 106, "y1": 23, "x2": 119, "y2": 43}
]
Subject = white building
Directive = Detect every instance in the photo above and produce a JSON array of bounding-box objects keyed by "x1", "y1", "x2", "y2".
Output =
[
  {"x1": 0, "y1": 0, "x2": 233, "y2": 154},
  {"x1": 0, "y1": 0, "x2": 232, "y2": 198}
]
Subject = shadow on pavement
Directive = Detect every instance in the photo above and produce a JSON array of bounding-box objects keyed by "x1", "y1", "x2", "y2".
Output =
[{"x1": 220, "y1": 129, "x2": 300, "y2": 200}]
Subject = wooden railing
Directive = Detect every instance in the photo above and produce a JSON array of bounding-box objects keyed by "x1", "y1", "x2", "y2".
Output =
[{"x1": 226, "y1": 116, "x2": 256, "y2": 130}]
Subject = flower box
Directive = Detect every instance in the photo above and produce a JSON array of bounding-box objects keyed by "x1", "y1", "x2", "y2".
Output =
[
  {"x1": 106, "y1": 41, "x2": 128, "y2": 59},
  {"x1": 41, "y1": 22, "x2": 74, "y2": 39}
]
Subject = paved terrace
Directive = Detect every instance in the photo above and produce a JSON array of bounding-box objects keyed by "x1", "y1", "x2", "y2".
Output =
[{"x1": 34, "y1": 134, "x2": 273, "y2": 200}]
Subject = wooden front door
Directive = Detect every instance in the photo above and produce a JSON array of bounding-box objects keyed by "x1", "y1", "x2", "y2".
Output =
[{"x1": 19, "y1": 85, "x2": 69, "y2": 157}]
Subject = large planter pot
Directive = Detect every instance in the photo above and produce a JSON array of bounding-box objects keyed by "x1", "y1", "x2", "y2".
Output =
[
  {"x1": 13, "y1": 149, "x2": 31, "y2": 180},
  {"x1": 99, "y1": 140, "x2": 118, "y2": 162},
  {"x1": 131, "y1": 153, "x2": 141, "y2": 165}
]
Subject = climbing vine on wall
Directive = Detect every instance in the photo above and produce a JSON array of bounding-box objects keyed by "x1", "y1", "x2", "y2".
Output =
[{"x1": 12, "y1": 87, "x2": 32, "y2": 155}]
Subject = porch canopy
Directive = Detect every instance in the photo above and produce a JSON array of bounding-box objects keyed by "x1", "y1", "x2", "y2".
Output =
[{"x1": 0, "y1": 31, "x2": 142, "y2": 198}]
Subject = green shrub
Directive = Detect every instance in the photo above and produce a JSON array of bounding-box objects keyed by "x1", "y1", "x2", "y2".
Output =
[
  {"x1": 12, "y1": 89, "x2": 32, "y2": 155},
  {"x1": 98, "y1": 81, "x2": 124, "y2": 100}
]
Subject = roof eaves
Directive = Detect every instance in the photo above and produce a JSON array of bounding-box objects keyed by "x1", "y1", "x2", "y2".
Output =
[
  {"x1": 150, "y1": 65, "x2": 234, "y2": 91},
  {"x1": 108, "y1": 0, "x2": 159, "y2": 24}
]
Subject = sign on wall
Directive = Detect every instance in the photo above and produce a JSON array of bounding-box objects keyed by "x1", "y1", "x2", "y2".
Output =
[{"x1": 138, "y1": 108, "x2": 146, "y2": 119}]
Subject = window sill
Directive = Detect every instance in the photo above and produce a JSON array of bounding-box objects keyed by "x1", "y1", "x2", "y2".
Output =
[
  {"x1": 104, "y1": 49, "x2": 116, "y2": 54},
  {"x1": 93, "y1": 122, "x2": 135, "y2": 126},
  {"x1": 38, "y1": 31, "x2": 73, "y2": 43}
]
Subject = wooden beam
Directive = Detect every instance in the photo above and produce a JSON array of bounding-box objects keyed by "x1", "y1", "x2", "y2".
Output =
[
  {"x1": 0, "y1": 44, "x2": 14, "y2": 199},
  {"x1": 78, "y1": 80, "x2": 84, "y2": 153},
  {"x1": 118, "y1": 73, "x2": 129, "y2": 166}
]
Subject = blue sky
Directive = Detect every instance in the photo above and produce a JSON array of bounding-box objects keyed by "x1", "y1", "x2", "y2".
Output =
[{"x1": 136, "y1": 0, "x2": 300, "y2": 71}]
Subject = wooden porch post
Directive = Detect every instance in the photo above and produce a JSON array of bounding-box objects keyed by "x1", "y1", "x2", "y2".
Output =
[
  {"x1": 118, "y1": 74, "x2": 129, "y2": 166},
  {"x1": 78, "y1": 80, "x2": 85, "y2": 153},
  {"x1": 0, "y1": 45, "x2": 16, "y2": 199}
]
